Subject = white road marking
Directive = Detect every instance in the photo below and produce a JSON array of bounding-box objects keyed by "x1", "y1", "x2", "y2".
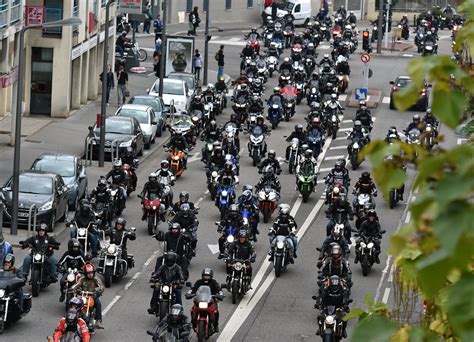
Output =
[
  {"x1": 348, "y1": 237, "x2": 356, "y2": 249},
  {"x1": 404, "y1": 211, "x2": 411, "y2": 224},
  {"x1": 103, "y1": 295, "x2": 122, "y2": 316},
  {"x1": 188, "y1": 153, "x2": 202, "y2": 164},
  {"x1": 457, "y1": 138, "x2": 468, "y2": 145},
  {"x1": 339, "y1": 127, "x2": 352, "y2": 132},
  {"x1": 210, "y1": 36, "x2": 220, "y2": 40},
  {"x1": 229, "y1": 37, "x2": 241, "y2": 42},
  {"x1": 318, "y1": 167, "x2": 333, "y2": 172},
  {"x1": 317, "y1": 179, "x2": 326, "y2": 184},
  {"x1": 334, "y1": 136, "x2": 346, "y2": 141},
  {"x1": 382, "y1": 287, "x2": 391, "y2": 304},
  {"x1": 329, "y1": 145, "x2": 348, "y2": 150},
  {"x1": 318, "y1": 45, "x2": 331, "y2": 50},
  {"x1": 124, "y1": 271, "x2": 141, "y2": 290},
  {"x1": 324, "y1": 155, "x2": 345, "y2": 161},
  {"x1": 339, "y1": 95, "x2": 347, "y2": 101},
  {"x1": 402, "y1": 54, "x2": 414, "y2": 58},
  {"x1": 208, "y1": 244, "x2": 220, "y2": 255},
  {"x1": 227, "y1": 89, "x2": 234, "y2": 96},
  {"x1": 210, "y1": 39, "x2": 247, "y2": 47},
  {"x1": 382, "y1": 97, "x2": 391, "y2": 104},
  {"x1": 388, "y1": 264, "x2": 395, "y2": 283},
  {"x1": 342, "y1": 119, "x2": 353, "y2": 123}
]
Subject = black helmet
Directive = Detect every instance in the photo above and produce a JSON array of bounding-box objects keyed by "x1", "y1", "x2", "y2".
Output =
[
  {"x1": 304, "y1": 149, "x2": 313, "y2": 159},
  {"x1": 230, "y1": 114, "x2": 237, "y2": 123},
  {"x1": 268, "y1": 150, "x2": 276, "y2": 159},
  {"x1": 361, "y1": 171, "x2": 371, "y2": 180},
  {"x1": 202, "y1": 268, "x2": 214, "y2": 283},
  {"x1": 180, "y1": 203, "x2": 191, "y2": 216},
  {"x1": 242, "y1": 184, "x2": 253, "y2": 192},
  {"x1": 98, "y1": 177, "x2": 107, "y2": 188},
  {"x1": 68, "y1": 297, "x2": 84, "y2": 311},
  {"x1": 38, "y1": 223, "x2": 48, "y2": 232},
  {"x1": 273, "y1": 87, "x2": 280, "y2": 95},
  {"x1": 161, "y1": 160, "x2": 170, "y2": 170},
  {"x1": 179, "y1": 191, "x2": 190, "y2": 201},
  {"x1": 68, "y1": 238, "x2": 81, "y2": 253},
  {"x1": 354, "y1": 120, "x2": 362, "y2": 130},
  {"x1": 170, "y1": 222, "x2": 181, "y2": 232},
  {"x1": 229, "y1": 204, "x2": 239, "y2": 215},
  {"x1": 164, "y1": 252, "x2": 177, "y2": 268},
  {"x1": 367, "y1": 209, "x2": 377, "y2": 220},
  {"x1": 3, "y1": 253, "x2": 15, "y2": 268},
  {"x1": 295, "y1": 124, "x2": 303, "y2": 132},
  {"x1": 115, "y1": 217, "x2": 126, "y2": 229},
  {"x1": 170, "y1": 304, "x2": 184, "y2": 321},
  {"x1": 66, "y1": 308, "x2": 79, "y2": 325}
]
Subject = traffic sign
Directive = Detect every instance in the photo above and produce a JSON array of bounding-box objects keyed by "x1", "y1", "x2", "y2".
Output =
[
  {"x1": 361, "y1": 53, "x2": 371, "y2": 63},
  {"x1": 355, "y1": 88, "x2": 368, "y2": 100}
]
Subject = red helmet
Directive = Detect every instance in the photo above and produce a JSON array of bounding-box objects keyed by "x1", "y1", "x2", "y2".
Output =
[{"x1": 83, "y1": 262, "x2": 96, "y2": 274}]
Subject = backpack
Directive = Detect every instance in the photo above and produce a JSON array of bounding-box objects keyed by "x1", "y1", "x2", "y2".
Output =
[{"x1": 215, "y1": 51, "x2": 220, "y2": 61}]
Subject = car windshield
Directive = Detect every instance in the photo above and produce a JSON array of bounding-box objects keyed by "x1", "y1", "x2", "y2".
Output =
[
  {"x1": 95, "y1": 119, "x2": 133, "y2": 134},
  {"x1": 396, "y1": 78, "x2": 411, "y2": 87},
  {"x1": 118, "y1": 108, "x2": 149, "y2": 124},
  {"x1": 169, "y1": 75, "x2": 194, "y2": 90},
  {"x1": 163, "y1": 81, "x2": 184, "y2": 96},
  {"x1": 18, "y1": 175, "x2": 53, "y2": 195},
  {"x1": 280, "y1": 2, "x2": 294, "y2": 11},
  {"x1": 130, "y1": 98, "x2": 162, "y2": 112},
  {"x1": 32, "y1": 159, "x2": 75, "y2": 177}
]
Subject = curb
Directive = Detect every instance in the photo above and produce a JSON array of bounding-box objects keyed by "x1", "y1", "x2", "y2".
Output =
[{"x1": 345, "y1": 89, "x2": 383, "y2": 109}]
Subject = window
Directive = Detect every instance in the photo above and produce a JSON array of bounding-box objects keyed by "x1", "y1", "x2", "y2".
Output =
[
  {"x1": 247, "y1": 0, "x2": 253, "y2": 8},
  {"x1": 225, "y1": 0, "x2": 232, "y2": 10},
  {"x1": 43, "y1": 0, "x2": 63, "y2": 36},
  {"x1": 72, "y1": 0, "x2": 79, "y2": 33},
  {"x1": 186, "y1": 0, "x2": 193, "y2": 13},
  {"x1": 294, "y1": 4, "x2": 301, "y2": 13}
]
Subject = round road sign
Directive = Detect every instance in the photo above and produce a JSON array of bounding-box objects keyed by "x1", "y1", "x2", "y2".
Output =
[{"x1": 360, "y1": 53, "x2": 371, "y2": 63}]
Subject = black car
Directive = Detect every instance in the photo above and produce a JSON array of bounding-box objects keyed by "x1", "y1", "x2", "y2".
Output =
[
  {"x1": 30, "y1": 153, "x2": 88, "y2": 210},
  {"x1": 1, "y1": 171, "x2": 69, "y2": 231},
  {"x1": 128, "y1": 95, "x2": 166, "y2": 136},
  {"x1": 389, "y1": 75, "x2": 430, "y2": 111},
  {"x1": 85, "y1": 116, "x2": 145, "y2": 161}
]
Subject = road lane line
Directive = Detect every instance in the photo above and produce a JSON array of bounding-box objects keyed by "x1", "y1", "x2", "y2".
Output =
[
  {"x1": 319, "y1": 167, "x2": 333, "y2": 172},
  {"x1": 382, "y1": 97, "x2": 391, "y2": 104},
  {"x1": 329, "y1": 145, "x2": 347, "y2": 150},
  {"x1": 103, "y1": 295, "x2": 122, "y2": 316},
  {"x1": 324, "y1": 155, "x2": 345, "y2": 161},
  {"x1": 388, "y1": 264, "x2": 395, "y2": 283},
  {"x1": 339, "y1": 127, "x2": 351, "y2": 132},
  {"x1": 382, "y1": 287, "x2": 391, "y2": 304},
  {"x1": 124, "y1": 271, "x2": 141, "y2": 290}
]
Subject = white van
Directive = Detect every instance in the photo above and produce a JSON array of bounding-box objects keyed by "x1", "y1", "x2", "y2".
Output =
[{"x1": 264, "y1": 0, "x2": 312, "y2": 26}]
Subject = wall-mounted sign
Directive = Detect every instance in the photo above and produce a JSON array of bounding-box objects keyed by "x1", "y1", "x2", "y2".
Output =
[
  {"x1": 165, "y1": 36, "x2": 195, "y2": 76},
  {"x1": 118, "y1": 0, "x2": 143, "y2": 15},
  {"x1": 25, "y1": 6, "x2": 44, "y2": 26}
]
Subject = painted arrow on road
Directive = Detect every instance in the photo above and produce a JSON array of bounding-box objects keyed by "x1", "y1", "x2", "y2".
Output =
[{"x1": 208, "y1": 244, "x2": 220, "y2": 255}]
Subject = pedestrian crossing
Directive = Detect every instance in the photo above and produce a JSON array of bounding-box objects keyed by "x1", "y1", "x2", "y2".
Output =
[{"x1": 208, "y1": 35, "x2": 332, "y2": 50}]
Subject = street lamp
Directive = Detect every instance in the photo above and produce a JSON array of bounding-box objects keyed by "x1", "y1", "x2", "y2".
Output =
[
  {"x1": 99, "y1": 0, "x2": 115, "y2": 168},
  {"x1": 10, "y1": 16, "x2": 82, "y2": 236}
]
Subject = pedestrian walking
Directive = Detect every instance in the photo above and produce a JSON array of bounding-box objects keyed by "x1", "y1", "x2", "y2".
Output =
[
  {"x1": 153, "y1": 52, "x2": 161, "y2": 78},
  {"x1": 192, "y1": 49, "x2": 203, "y2": 81},
  {"x1": 143, "y1": 2, "x2": 152, "y2": 34},
  {"x1": 215, "y1": 45, "x2": 225, "y2": 80},
  {"x1": 100, "y1": 64, "x2": 115, "y2": 106},
  {"x1": 155, "y1": 38, "x2": 162, "y2": 55},
  {"x1": 116, "y1": 64, "x2": 129, "y2": 106},
  {"x1": 188, "y1": 6, "x2": 200, "y2": 36},
  {"x1": 154, "y1": 14, "x2": 163, "y2": 42}
]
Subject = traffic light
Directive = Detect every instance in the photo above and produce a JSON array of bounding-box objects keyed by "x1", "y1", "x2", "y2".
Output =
[{"x1": 362, "y1": 30, "x2": 371, "y2": 52}]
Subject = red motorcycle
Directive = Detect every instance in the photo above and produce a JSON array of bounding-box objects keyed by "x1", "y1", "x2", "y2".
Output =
[
  {"x1": 121, "y1": 163, "x2": 136, "y2": 195},
  {"x1": 248, "y1": 39, "x2": 260, "y2": 54},
  {"x1": 332, "y1": 26, "x2": 342, "y2": 40},
  {"x1": 185, "y1": 285, "x2": 224, "y2": 342},
  {"x1": 291, "y1": 43, "x2": 303, "y2": 55},
  {"x1": 139, "y1": 194, "x2": 164, "y2": 235}
]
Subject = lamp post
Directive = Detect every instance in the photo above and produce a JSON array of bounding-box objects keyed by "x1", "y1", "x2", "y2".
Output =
[
  {"x1": 158, "y1": 0, "x2": 167, "y2": 97},
  {"x1": 10, "y1": 17, "x2": 82, "y2": 236},
  {"x1": 99, "y1": 0, "x2": 115, "y2": 167},
  {"x1": 203, "y1": 0, "x2": 210, "y2": 85}
]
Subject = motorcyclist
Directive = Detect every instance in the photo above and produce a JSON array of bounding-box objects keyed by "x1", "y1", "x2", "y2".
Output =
[
  {"x1": 404, "y1": 114, "x2": 425, "y2": 133},
  {"x1": 327, "y1": 69, "x2": 339, "y2": 88},
  {"x1": 248, "y1": 95, "x2": 264, "y2": 114},
  {"x1": 237, "y1": 190, "x2": 260, "y2": 240},
  {"x1": 171, "y1": 204, "x2": 199, "y2": 256},
  {"x1": 155, "y1": 160, "x2": 176, "y2": 185},
  {"x1": 216, "y1": 161, "x2": 239, "y2": 188},
  {"x1": 58, "y1": 239, "x2": 87, "y2": 302},
  {"x1": 53, "y1": 308, "x2": 91, "y2": 342},
  {"x1": 325, "y1": 196, "x2": 354, "y2": 240},
  {"x1": 104, "y1": 217, "x2": 136, "y2": 261},
  {"x1": 188, "y1": 268, "x2": 223, "y2": 332},
  {"x1": 325, "y1": 159, "x2": 350, "y2": 194},
  {"x1": 319, "y1": 244, "x2": 352, "y2": 288},
  {"x1": 385, "y1": 126, "x2": 401, "y2": 144},
  {"x1": 201, "y1": 121, "x2": 223, "y2": 160},
  {"x1": 279, "y1": 57, "x2": 293, "y2": 74},
  {"x1": 254, "y1": 115, "x2": 270, "y2": 137},
  {"x1": 140, "y1": 172, "x2": 165, "y2": 221},
  {"x1": 115, "y1": 31, "x2": 132, "y2": 55},
  {"x1": 336, "y1": 5, "x2": 347, "y2": 19},
  {"x1": 0, "y1": 232, "x2": 13, "y2": 263},
  {"x1": 2, "y1": 254, "x2": 26, "y2": 311},
  {"x1": 291, "y1": 32, "x2": 304, "y2": 46},
  {"x1": 318, "y1": 227, "x2": 350, "y2": 264},
  {"x1": 268, "y1": 86, "x2": 284, "y2": 106},
  {"x1": 224, "y1": 113, "x2": 242, "y2": 132},
  {"x1": 325, "y1": 93, "x2": 344, "y2": 113},
  {"x1": 206, "y1": 146, "x2": 226, "y2": 179},
  {"x1": 255, "y1": 165, "x2": 281, "y2": 194},
  {"x1": 70, "y1": 200, "x2": 100, "y2": 257},
  {"x1": 155, "y1": 222, "x2": 191, "y2": 276},
  {"x1": 286, "y1": 124, "x2": 307, "y2": 150},
  {"x1": 105, "y1": 159, "x2": 128, "y2": 209},
  {"x1": 296, "y1": 149, "x2": 318, "y2": 190},
  {"x1": 72, "y1": 262, "x2": 105, "y2": 329},
  {"x1": 355, "y1": 101, "x2": 373, "y2": 131},
  {"x1": 189, "y1": 94, "x2": 206, "y2": 113},
  {"x1": 235, "y1": 72, "x2": 250, "y2": 87},
  {"x1": 353, "y1": 171, "x2": 378, "y2": 200},
  {"x1": 442, "y1": 4, "x2": 454, "y2": 19},
  {"x1": 226, "y1": 230, "x2": 256, "y2": 282},
  {"x1": 240, "y1": 43, "x2": 255, "y2": 71},
  {"x1": 319, "y1": 53, "x2": 334, "y2": 67},
  {"x1": 347, "y1": 11, "x2": 357, "y2": 24},
  {"x1": 217, "y1": 204, "x2": 245, "y2": 257},
  {"x1": 152, "y1": 304, "x2": 191, "y2": 340},
  {"x1": 347, "y1": 120, "x2": 369, "y2": 149},
  {"x1": 223, "y1": 139, "x2": 240, "y2": 160},
  {"x1": 89, "y1": 177, "x2": 112, "y2": 224},
  {"x1": 305, "y1": 42, "x2": 317, "y2": 58},
  {"x1": 399, "y1": 14, "x2": 409, "y2": 26},
  {"x1": 245, "y1": 27, "x2": 261, "y2": 40},
  {"x1": 306, "y1": 73, "x2": 320, "y2": 91},
  {"x1": 422, "y1": 109, "x2": 439, "y2": 128},
  {"x1": 171, "y1": 191, "x2": 196, "y2": 215},
  {"x1": 21, "y1": 223, "x2": 59, "y2": 281},
  {"x1": 215, "y1": 76, "x2": 228, "y2": 108},
  {"x1": 355, "y1": 209, "x2": 382, "y2": 264},
  {"x1": 294, "y1": 65, "x2": 306, "y2": 84},
  {"x1": 166, "y1": 133, "x2": 189, "y2": 170},
  {"x1": 149, "y1": 252, "x2": 185, "y2": 313},
  {"x1": 307, "y1": 117, "x2": 326, "y2": 140},
  {"x1": 423, "y1": 29, "x2": 438, "y2": 46},
  {"x1": 259, "y1": 150, "x2": 282, "y2": 175},
  {"x1": 267, "y1": 42, "x2": 280, "y2": 59},
  {"x1": 268, "y1": 204, "x2": 298, "y2": 261},
  {"x1": 120, "y1": 146, "x2": 138, "y2": 191}
]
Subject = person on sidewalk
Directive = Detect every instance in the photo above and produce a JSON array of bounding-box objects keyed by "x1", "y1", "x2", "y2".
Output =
[
  {"x1": 100, "y1": 64, "x2": 114, "y2": 107},
  {"x1": 216, "y1": 45, "x2": 225, "y2": 80},
  {"x1": 188, "y1": 7, "x2": 200, "y2": 36},
  {"x1": 192, "y1": 49, "x2": 203, "y2": 81},
  {"x1": 0, "y1": 231, "x2": 13, "y2": 263},
  {"x1": 116, "y1": 64, "x2": 129, "y2": 106},
  {"x1": 143, "y1": 3, "x2": 152, "y2": 34},
  {"x1": 153, "y1": 52, "x2": 161, "y2": 78},
  {"x1": 154, "y1": 14, "x2": 163, "y2": 42}
]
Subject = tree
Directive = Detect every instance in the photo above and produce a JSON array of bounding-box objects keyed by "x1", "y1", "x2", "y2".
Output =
[{"x1": 344, "y1": 2, "x2": 474, "y2": 341}]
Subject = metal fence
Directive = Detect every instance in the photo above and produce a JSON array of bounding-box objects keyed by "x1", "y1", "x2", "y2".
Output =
[
  {"x1": 0, "y1": 3, "x2": 8, "y2": 28},
  {"x1": 376, "y1": 0, "x2": 457, "y2": 12},
  {"x1": 72, "y1": 4, "x2": 79, "y2": 33},
  {"x1": 10, "y1": 2, "x2": 20, "y2": 23}
]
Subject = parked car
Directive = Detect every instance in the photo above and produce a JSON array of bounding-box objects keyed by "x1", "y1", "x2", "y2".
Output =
[
  {"x1": 168, "y1": 72, "x2": 197, "y2": 97},
  {"x1": 147, "y1": 78, "x2": 191, "y2": 114},
  {"x1": 128, "y1": 95, "x2": 166, "y2": 136},
  {"x1": 115, "y1": 104, "x2": 159, "y2": 149},
  {"x1": 30, "y1": 153, "x2": 88, "y2": 211},
  {"x1": 389, "y1": 75, "x2": 430, "y2": 111},
  {"x1": 0, "y1": 171, "x2": 69, "y2": 230},
  {"x1": 85, "y1": 116, "x2": 145, "y2": 160}
]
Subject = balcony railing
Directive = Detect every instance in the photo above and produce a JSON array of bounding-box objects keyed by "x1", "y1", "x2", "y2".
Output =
[
  {"x1": 72, "y1": 4, "x2": 79, "y2": 33},
  {"x1": 10, "y1": 3, "x2": 20, "y2": 23},
  {"x1": 101, "y1": 0, "x2": 106, "y2": 8},
  {"x1": 0, "y1": 3, "x2": 8, "y2": 28},
  {"x1": 43, "y1": 7, "x2": 63, "y2": 36}
]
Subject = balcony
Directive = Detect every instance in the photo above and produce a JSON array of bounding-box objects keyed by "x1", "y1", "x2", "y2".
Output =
[
  {"x1": 72, "y1": 4, "x2": 79, "y2": 33},
  {"x1": 43, "y1": 7, "x2": 63, "y2": 36},
  {"x1": 10, "y1": 2, "x2": 20, "y2": 23},
  {"x1": 0, "y1": 3, "x2": 8, "y2": 28}
]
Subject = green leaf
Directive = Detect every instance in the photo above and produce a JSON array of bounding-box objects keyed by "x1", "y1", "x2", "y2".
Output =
[
  {"x1": 351, "y1": 315, "x2": 398, "y2": 342},
  {"x1": 431, "y1": 89, "x2": 467, "y2": 129},
  {"x1": 409, "y1": 326, "x2": 444, "y2": 342},
  {"x1": 393, "y1": 82, "x2": 423, "y2": 112},
  {"x1": 364, "y1": 293, "x2": 375, "y2": 307},
  {"x1": 343, "y1": 307, "x2": 366, "y2": 321},
  {"x1": 446, "y1": 273, "x2": 474, "y2": 341},
  {"x1": 416, "y1": 250, "x2": 452, "y2": 297},
  {"x1": 434, "y1": 173, "x2": 474, "y2": 206},
  {"x1": 414, "y1": 154, "x2": 446, "y2": 188}
]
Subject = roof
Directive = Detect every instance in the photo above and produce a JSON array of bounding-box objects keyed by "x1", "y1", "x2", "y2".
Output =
[
  {"x1": 20, "y1": 170, "x2": 57, "y2": 178},
  {"x1": 36, "y1": 153, "x2": 78, "y2": 161},
  {"x1": 118, "y1": 104, "x2": 151, "y2": 112},
  {"x1": 106, "y1": 116, "x2": 134, "y2": 122},
  {"x1": 397, "y1": 75, "x2": 411, "y2": 80},
  {"x1": 130, "y1": 95, "x2": 161, "y2": 100}
]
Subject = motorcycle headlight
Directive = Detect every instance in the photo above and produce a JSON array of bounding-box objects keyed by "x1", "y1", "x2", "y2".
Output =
[
  {"x1": 426, "y1": 46, "x2": 433, "y2": 50},
  {"x1": 360, "y1": 242, "x2": 367, "y2": 248},
  {"x1": 107, "y1": 245, "x2": 117, "y2": 254},
  {"x1": 325, "y1": 315, "x2": 335, "y2": 325},
  {"x1": 162, "y1": 285, "x2": 170, "y2": 293},
  {"x1": 298, "y1": 175, "x2": 305, "y2": 182},
  {"x1": 258, "y1": 192, "x2": 265, "y2": 200},
  {"x1": 276, "y1": 241, "x2": 285, "y2": 249},
  {"x1": 67, "y1": 273, "x2": 76, "y2": 282},
  {"x1": 192, "y1": 116, "x2": 199, "y2": 122},
  {"x1": 152, "y1": 206, "x2": 157, "y2": 210},
  {"x1": 199, "y1": 302, "x2": 208, "y2": 309},
  {"x1": 39, "y1": 201, "x2": 53, "y2": 212},
  {"x1": 227, "y1": 235, "x2": 235, "y2": 243},
  {"x1": 292, "y1": 144, "x2": 297, "y2": 148},
  {"x1": 353, "y1": 142, "x2": 359, "y2": 149},
  {"x1": 234, "y1": 262, "x2": 243, "y2": 271},
  {"x1": 222, "y1": 190, "x2": 228, "y2": 197},
  {"x1": 78, "y1": 228, "x2": 86, "y2": 237},
  {"x1": 173, "y1": 156, "x2": 179, "y2": 160},
  {"x1": 119, "y1": 140, "x2": 133, "y2": 147},
  {"x1": 34, "y1": 253, "x2": 42, "y2": 261},
  {"x1": 0, "y1": 289, "x2": 5, "y2": 298},
  {"x1": 367, "y1": 242, "x2": 374, "y2": 249},
  {"x1": 211, "y1": 171, "x2": 218, "y2": 178}
]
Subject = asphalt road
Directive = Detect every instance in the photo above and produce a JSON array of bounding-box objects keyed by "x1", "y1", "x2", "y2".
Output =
[{"x1": 1, "y1": 27, "x2": 458, "y2": 341}]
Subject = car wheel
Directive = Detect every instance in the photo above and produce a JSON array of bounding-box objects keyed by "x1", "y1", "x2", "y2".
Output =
[
  {"x1": 61, "y1": 204, "x2": 69, "y2": 222},
  {"x1": 145, "y1": 141, "x2": 151, "y2": 149},
  {"x1": 70, "y1": 195, "x2": 79, "y2": 211},
  {"x1": 137, "y1": 144, "x2": 144, "y2": 156},
  {"x1": 157, "y1": 126, "x2": 162, "y2": 137},
  {"x1": 389, "y1": 96, "x2": 395, "y2": 110}
]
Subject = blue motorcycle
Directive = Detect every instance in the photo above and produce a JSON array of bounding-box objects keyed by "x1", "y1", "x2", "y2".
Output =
[
  {"x1": 267, "y1": 99, "x2": 282, "y2": 129},
  {"x1": 307, "y1": 128, "x2": 325, "y2": 159},
  {"x1": 240, "y1": 207, "x2": 259, "y2": 242},
  {"x1": 215, "y1": 185, "x2": 235, "y2": 220}
]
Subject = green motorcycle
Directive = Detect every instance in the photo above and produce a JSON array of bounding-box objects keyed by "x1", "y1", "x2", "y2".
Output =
[{"x1": 296, "y1": 164, "x2": 317, "y2": 202}]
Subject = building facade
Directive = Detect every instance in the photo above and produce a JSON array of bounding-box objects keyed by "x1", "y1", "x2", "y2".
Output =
[
  {"x1": 22, "y1": 0, "x2": 116, "y2": 117},
  {"x1": 0, "y1": 0, "x2": 23, "y2": 117}
]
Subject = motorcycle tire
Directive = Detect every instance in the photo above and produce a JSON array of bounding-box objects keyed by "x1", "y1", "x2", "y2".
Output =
[
  {"x1": 361, "y1": 254, "x2": 370, "y2": 276},
  {"x1": 197, "y1": 320, "x2": 206, "y2": 342},
  {"x1": 351, "y1": 154, "x2": 358, "y2": 171},
  {"x1": 31, "y1": 269, "x2": 41, "y2": 297},
  {"x1": 0, "y1": 319, "x2": 4, "y2": 334},
  {"x1": 138, "y1": 48, "x2": 147, "y2": 62},
  {"x1": 289, "y1": 161, "x2": 294, "y2": 174},
  {"x1": 269, "y1": 71, "x2": 273, "y2": 78},
  {"x1": 232, "y1": 281, "x2": 239, "y2": 304},
  {"x1": 332, "y1": 127, "x2": 338, "y2": 140},
  {"x1": 389, "y1": 190, "x2": 396, "y2": 209},
  {"x1": 272, "y1": 122, "x2": 277, "y2": 129},
  {"x1": 159, "y1": 301, "x2": 169, "y2": 321},
  {"x1": 252, "y1": 158, "x2": 258, "y2": 167},
  {"x1": 263, "y1": 206, "x2": 270, "y2": 224},
  {"x1": 274, "y1": 255, "x2": 283, "y2": 277},
  {"x1": 147, "y1": 216, "x2": 155, "y2": 235},
  {"x1": 302, "y1": 189, "x2": 310, "y2": 203},
  {"x1": 323, "y1": 333, "x2": 334, "y2": 342},
  {"x1": 104, "y1": 267, "x2": 113, "y2": 288}
]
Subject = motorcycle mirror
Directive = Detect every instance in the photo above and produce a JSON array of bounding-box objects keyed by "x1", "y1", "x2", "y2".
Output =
[
  {"x1": 146, "y1": 330, "x2": 155, "y2": 336},
  {"x1": 130, "y1": 227, "x2": 136, "y2": 232},
  {"x1": 185, "y1": 281, "x2": 192, "y2": 287},
  {"x1": 215, "y1": 221, "x2": 220, "y2": 225},
  {"x1": 19, "y1": 240, "x2": 24, "y2": 245},
  {"x1": 348, "y1": 299, "x2": 354, "y2": 303},
  {"x1": 354, "y1": 233, "x2": 360, "y2": 237},
  {"x1": 88, "y1": 126, "x2": 93, "y2": 132},
  {"x1": 389, "y1": 81, "x2": 395, "y2": 85},
  {"x1": 137, "y1": 194, "x2": 143, "y2": 199},
  {"x1": 316, "y1": 247, "x2": 321, "y2": 251},
  {"x1": 381, "y1": 230, "x2": 387, "y2": 234}
]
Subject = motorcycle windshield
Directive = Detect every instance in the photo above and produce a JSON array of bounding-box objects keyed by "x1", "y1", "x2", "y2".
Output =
[
  {"x1": 308, "y1": 129, "x2": 322, "y2": 141},
  {"x1": 148, "y1": 193, "x2": 159, "y2": 201},
  {"x1": 251, "y1": 126, "x2": 263, "y2": 137},
  {"x1": 195, "y1": 286, "x2": 212, "y2": 304},
  {"x1": 408, "y1": 129, "x2": 421, "y2": 140},
  {"x1": 0, "y1": 270, "x2": 25, "y2": 292},
  {"x1": 249, "y1": 33, "x2": 259, "y2": 41},
  {"x1": 299, "y1": 163, "x2": 314, "y2": 177},
  {"x1": 281, "y1": 87, "x2": 298, "y2": 99},
  {"x1": 225, "y1": 122, "x2": 238, "y2": 133}
]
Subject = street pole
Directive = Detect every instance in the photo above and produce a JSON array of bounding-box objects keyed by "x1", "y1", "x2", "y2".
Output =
[
  {"x1": 203, "y1": 0, "x2": 210, "y2": 85},
  {"x1": 384, "y1": 0, "x2": 391, "y2": 48},
  {"x1": 10, "y1": 17, "x2": 81, "y2": 235},
  {"x1": 159, "y1": 0, "x2": 167, "y2": 97},
  {"x1": 99, "y1": 0, "x2": 114, "y2": 167},
  {"x1": 376, "y1": 0, "x2": 384, "y2": 53}
]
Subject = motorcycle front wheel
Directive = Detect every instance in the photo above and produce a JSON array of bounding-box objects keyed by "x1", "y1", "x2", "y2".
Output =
[{"x1": 138, "y1": 48, "x2": 147, "y2": 61}]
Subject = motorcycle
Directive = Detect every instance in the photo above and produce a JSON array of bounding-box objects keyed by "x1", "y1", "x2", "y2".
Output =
[
  {"x1": 283, "y1": 25, "x2": 294, "y2": 48},
  {"x1": 353, "y1": 193, "x2": 376, "y2": 214},
  {"x1": 59, "y1": 265, "x2": 81, "y2": 311},
  {"x1": 307, "y1": 128, "x2": 325, "y2": 159},
  {"x1": 232, "y1": 96, "x2": 248, "y2": 124},
  {"x1": 206, "y1": 166, "x2": 220, "y2": 201},
  {"x1": 147, "y1": 321, "x2": 191, "y2": 342},
  {"x1": 287, "y1": 138, "x2": 300, "y2": 174},
  {"x1": 278, "y1": 69, "x2": 292, "y2": 87},
  {"x1": 422, "y1": 40, "x2": 437, "y2": 56},
  {"x1": 166, "y1": 147, "x2": 186, "y2": 178},
  {"x1": 21, "y1": 246, "x2": 56, "y2": 297},
  {"x1": 316, "y1": 305, "x2": 346, "y2": 341},
  {"x1": 355, "y1": 234, "x2": 382, "y2": 276},
  {"x1": 68, "y1": 221, "x2": 97, "y2": 256},
  {"x1": 110, "y1": 183, "x2": 126, "y2": 216},
  {"x1": 226, "y1": 258, "x2": 251, "y2": 304},
  {"x1": 90, "y1": 199, "x2": 111, "y2": 229},
  {"x1": 121, "y1": 162, "x2": 138, "y2": 195},
  {"x1": 297, "y1": 163, "x2": 317, "y2": 202},
  {"x1": 139, "y1": 194, "x2": 165, "y2": 235},
  {"x1": 264, "y1": 30, "x2": 273, "y2": 48},
  {"x1": 388, "y1": 186, "x2": 401, "y2": 209},
  {"x1": 281, "y1": 88, "x2": 298, "y2": 120},
  {"x1": 97, "y1": 228, "x2": 136, "y2": 287},
  {"x1": 216, "y1": 183, "x2": 236, "y2": 220},
  {"x1": 149, "y1": 280, "x2": 181, "y2": 322},
  {"x1": 185, "y1": 285, "x2": 224, "y2": 342},
  {"x1": 216, "y1": 222, "x2": 239, "y2": 257},
  {"x1": 423, "y1": 123, "x2": 437, "y2": 150},
  {"x1": 247, "y1": 125, "x2": 269, "y2": 167},
  {"x1": 415, "y1": 27, "x2": 426, "y2": 53},
  {"x1": 77, "y1": 290, "x2": 96, "y2": 332},
  {"x1": 247, "y1": 33, "x2": 261, "y2": 53},
  {"x1": 266, "y1": 55, "x2": 278, "y2": 78},
  {"x1": 320, "y1": 24, "x2": 331, "y2": 42},
  {"x1": 348, "y1": 137, "x2": 364, "y2": 170},
  {"x1": 0, "y1": 272, "x2": 31, "y2": 333},
  {"x1": 158, "y1": 174, "x2": 175, "y2": 210},
  {"x1": 258, "y1": 185, "x2": 279, "y2": 223},
  {"x1": 325, "y1": 107, "x2": 340, "y2": 139},
  {"x1": 304, "y1": 56, "x2": 316, "y2": 76},
  {"x1": 307, "y1": 86, "x2": 321, "y2": 106},
  {"x1": 271, "y1": 235, "x2": 293, "y2": 277}
]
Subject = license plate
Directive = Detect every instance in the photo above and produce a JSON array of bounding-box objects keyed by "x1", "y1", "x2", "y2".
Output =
[
  {"x1": 18, "y1": 212, "x2": 29, "y2": 217},
  {"x1": 104, "y1": 148, "x2": 112, "y2": 152},
  {"x1": 106, "y1": 259, "x2": 114, "y2": 266}
]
